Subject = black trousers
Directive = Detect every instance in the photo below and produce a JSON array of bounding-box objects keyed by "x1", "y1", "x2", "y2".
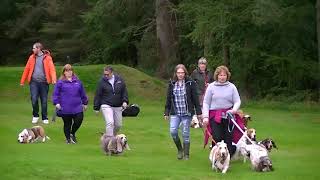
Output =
[
  {"x1": 61, "y1": 112, "x2": 83, "y2": 140},
  {"x1": 210, "y1": 117, "x2": 236, "y2": 156}
]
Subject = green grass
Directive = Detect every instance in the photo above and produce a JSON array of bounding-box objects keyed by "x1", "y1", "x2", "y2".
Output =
[{"x1": 0, "y1": 65, "x2": 319, "y2": 179}]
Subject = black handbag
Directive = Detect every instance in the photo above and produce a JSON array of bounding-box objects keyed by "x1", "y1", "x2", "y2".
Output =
[{"x1": 122, "y1": 104, "x2": 140, "y2": 117}]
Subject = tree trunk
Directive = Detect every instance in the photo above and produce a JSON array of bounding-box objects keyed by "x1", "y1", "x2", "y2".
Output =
[
  {"x1": 317, "y1": 0, "x2": 320, "y2": 102},
  {"x1": 223, "y1": 43, "x2": 230, "y2": 67},
  {"x1": 156, "y1": 0, "x2": 179, "y2": 78}
]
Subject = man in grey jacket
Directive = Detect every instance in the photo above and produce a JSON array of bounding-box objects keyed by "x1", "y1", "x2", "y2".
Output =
[{"x1": 190, "y1": 57, "x2": 213, "y2": 107}]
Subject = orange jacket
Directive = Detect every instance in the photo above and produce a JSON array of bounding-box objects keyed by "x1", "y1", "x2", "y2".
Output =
[{"x1": 20, "y1": 51, "x2": 57, "y2": 84}]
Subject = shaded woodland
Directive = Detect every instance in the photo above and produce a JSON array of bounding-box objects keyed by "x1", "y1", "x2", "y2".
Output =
[{"x1": 0, "y1": 0, "x2": 319, "y2": 101}]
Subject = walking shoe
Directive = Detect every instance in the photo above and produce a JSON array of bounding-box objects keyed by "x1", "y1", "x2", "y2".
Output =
[
  {"x1": 66, "y1": 138, "x2": 76, "y2": 144},
  {"x1": 43, "y1": 119, "x2": 49, "y2": 124},
  {"x1": 32, "y1": 117, "x2": 39, "y2": 124},
  {"x1": 70, "y1": 134, "x2": 77, "y2": 143}
]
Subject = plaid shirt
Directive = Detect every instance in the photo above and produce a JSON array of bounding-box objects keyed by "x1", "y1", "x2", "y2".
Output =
[{"x1": 173, "y1": 81, "x2": 187, "y2": 115}]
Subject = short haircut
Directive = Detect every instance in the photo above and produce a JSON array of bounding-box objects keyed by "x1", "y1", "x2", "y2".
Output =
[
  {"x1": 33, "y1": 42, "x2": 43, "y2": 50},
  {"x1": 213, "y1": 65, "x2": 231, "y2": 81},
  {"x1": 104, "y1": 66, "x2": 113, "y2": 72},
  {"x1": 198, "y1": 57, "x2": 207, "y2": 65}
]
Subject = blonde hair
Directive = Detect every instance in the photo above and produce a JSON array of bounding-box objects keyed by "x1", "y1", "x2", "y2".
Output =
[
  {"x1": 59, "y1": 64, "x2": 76, "y2": 80},
  {"x1": 213, "y1": 65, "x2": 231, "y2": 81},
  {"x1": 172, "y1": 64, "x2": 188, "y2": 81}
]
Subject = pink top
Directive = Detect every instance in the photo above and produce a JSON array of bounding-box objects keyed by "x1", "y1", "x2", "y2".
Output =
[{"x1": 203, "y1": 109, "x2": 245, "y2": 147}]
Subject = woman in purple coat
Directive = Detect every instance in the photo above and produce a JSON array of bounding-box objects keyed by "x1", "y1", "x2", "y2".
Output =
[{"x1": 52, "y1": 64, "x2": 88, "y2": 144}]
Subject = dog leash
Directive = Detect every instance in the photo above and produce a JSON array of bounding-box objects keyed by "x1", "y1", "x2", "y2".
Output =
[
  {"x1": 226, "y1": 112, "x2": 255, "y2": 145},
  {"x1": 203, "y1": 126, "x2": 217, "y2": 147},
  {"x1": 51, "y1": 108, "x2": 57, "y2": 122}
]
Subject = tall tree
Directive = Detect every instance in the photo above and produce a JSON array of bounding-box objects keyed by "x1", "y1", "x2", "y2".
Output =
[
  {"x1": 40, "y1": 0, "x2": 89, "y2": 63},
  {"x1": 156, "y1": 0, "x2": 180, "y2": 77},
  {"x1": 317, "y1": 0, "x2": 320, "y2": 102}
]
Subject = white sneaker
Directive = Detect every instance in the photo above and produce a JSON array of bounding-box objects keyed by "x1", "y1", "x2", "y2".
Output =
[
  {"x1": 32, "y1": 117, "x2": 39, "y2": 124},
  {"x1": 43, "y1": 119, "x2": 49, "y2": 124}
]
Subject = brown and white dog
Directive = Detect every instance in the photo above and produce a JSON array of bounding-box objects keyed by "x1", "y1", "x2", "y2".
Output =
[
  {"x1": 258, "y1": 138, "x2": 277, "y2": 152},
  {"x1": 232, "y1": 128, "x2": 256, "y2": 163},
  {"x1": 209, "y1": 140, "x2": 230, "y2": 173},
  {"x1": 245, "y1": 143, "x2": 273, "y2": 172},
  {"x1": 237, "y1": 110, "x2": 252, "y2": 127},
  {"x1": 17, "y1": 125, "x2": 50, "y2": 143},
  {"x1": 100, "y1": 133, "x2": 130, "y2": 156}
]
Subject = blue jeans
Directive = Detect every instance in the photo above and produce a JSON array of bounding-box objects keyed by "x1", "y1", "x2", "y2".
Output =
[
  {"x1": 169, "y1": 115, "x2": 192, "y2": 143},
  {"x1": 30, "y1": 81, "x2": 49, "y2": 120}
]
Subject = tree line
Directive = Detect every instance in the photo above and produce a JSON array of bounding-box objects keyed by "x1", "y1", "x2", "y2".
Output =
[{"x1": 0, "y1": 0, "x2": 319, "y2": 101}]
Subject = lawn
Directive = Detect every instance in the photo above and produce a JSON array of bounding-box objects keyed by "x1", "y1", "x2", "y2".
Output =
[{"x1": 0, "y1": 65, "x2": 319, "y2": 180}]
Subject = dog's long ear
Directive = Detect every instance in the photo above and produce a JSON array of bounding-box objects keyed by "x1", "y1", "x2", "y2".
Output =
[
  {"x1": 107, "y1": 138, "x2": 117, "y2": 152},
  {"x1": 125, "y1": 142, "x2": 131, "y2": 150},
  {"x1": 272, "y1": 140, "x2": 278, "y2": 149},
  {"x1": 116, "y1": 136, "x2": 123, "y2": 153}
]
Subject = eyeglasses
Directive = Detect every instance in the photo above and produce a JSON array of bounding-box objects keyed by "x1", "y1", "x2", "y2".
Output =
[
  {"x1": 64, "y1": 69, "x2": 72, "y2": 72},
  {"x1": 104, "y1": 73, "x2": 112, "y2": 77},
  {"x1": 176, "y1": 72, "x2": 185, "y2": 74}
]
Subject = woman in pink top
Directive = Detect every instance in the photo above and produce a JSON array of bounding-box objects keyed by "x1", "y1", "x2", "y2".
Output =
[{"x1": 202, "y1": 65, "x2": 241, "y2": 157}]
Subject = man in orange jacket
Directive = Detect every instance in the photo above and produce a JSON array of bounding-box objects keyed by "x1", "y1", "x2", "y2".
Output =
[{"x1": 20, "y1": 42, "x2": 57, "y2": 124}]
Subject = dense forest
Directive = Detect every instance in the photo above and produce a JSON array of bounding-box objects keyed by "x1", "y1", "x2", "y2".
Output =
[{"x1": 0, "y1": 0, "x2": 319, "y2": 101}]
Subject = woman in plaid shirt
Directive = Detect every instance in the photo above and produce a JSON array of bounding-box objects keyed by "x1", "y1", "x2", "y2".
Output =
[{"x1": 164, "y1": 64, "x2": 202, "y2": 160}]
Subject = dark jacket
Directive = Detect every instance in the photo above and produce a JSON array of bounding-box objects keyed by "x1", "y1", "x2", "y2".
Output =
[
  {"x1": 93, "y1": 74, "x2": 129, "y2": 110},
  {"x1": 52, "y1": 75, "x2": 88, "y2": 115},
  {"x1": 190, "y1": 68, "x2": 213, "y2": 96},
  {"x1": 164, "y1": 77, "x2": 202, "y2": 116}
]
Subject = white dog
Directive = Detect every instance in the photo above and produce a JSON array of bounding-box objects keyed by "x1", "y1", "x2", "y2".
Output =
[
  {"x1": 245, "y1": 144, "x2": 273, "y2": 172},
  {"x1": 190, "y1": 115, "x2": 202, "y2": 128},
  {"x1": 17, "y1": 125, "x2": 50, "y2": 143},
  {"x1": 100, "y1": 133, "x2": 130, "y2": 155},
  {"x1": 232, "y1": 128, "x2": 256, "y2": 163},
  {"x1": 209, "y1": 140, "x2": 230, "y2": 173}
]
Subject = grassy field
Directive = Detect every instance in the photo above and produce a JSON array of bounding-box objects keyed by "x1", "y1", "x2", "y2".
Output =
[{"x1": 0, "y1": 65, "x2": 319, "y2": 180}]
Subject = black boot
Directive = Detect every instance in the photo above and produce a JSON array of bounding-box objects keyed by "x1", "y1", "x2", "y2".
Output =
[
  {"x1": 173, "y1": 138, "x2": 183, "y2": 160},
  {"x1": 183, "y1": 142, "x2": 190, "y2": 160}
]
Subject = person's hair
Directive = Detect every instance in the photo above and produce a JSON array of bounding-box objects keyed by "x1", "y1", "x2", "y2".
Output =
[
  {"x1": 172, "y1": 64, "x2": 188, "y2": 81},
  {"x1": 104, "y1": 66, "x2": 113, "y2": 72},
  {"x1": 33, "y1": 42, "x2": 43, "y2": 50},
  {"x1": 198, "y1": 57, "x2": 207, "y2": 65},
  {"x1": 213, "y1": 65, "x2": 231, "y2": 81},
  {"x1": 59, "y1": 64, "x2": 75, "y2": 80}
]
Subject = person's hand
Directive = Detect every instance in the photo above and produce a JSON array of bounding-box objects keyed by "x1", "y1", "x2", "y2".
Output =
[
  {"x1": 227, "y1": 109, "x2": 236, "y2": 114},
  {"x1": 55, "y1": 104, "x2": 61, "y2": 110},
  {"x1": 82, "y1": 105, "x2": 87, "y2": 111},
  {"x1": 164, "y1": 115, "x2": 169, "y2": 121},
  {"x1": 122, "y1": 102, "x2": 128, "y2": 109},
  {"x1": 202, "y1": 117, "x2": 209, "y2": 127},
  {"x1": 20, "y1": 83, "x2": 24, "y2": 86}
]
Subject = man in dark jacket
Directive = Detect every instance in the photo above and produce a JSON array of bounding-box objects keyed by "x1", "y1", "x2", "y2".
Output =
[
  {"x1": 190, "y1": 57, "x2": 213, "y2": 107},
  {"x1": 94, "y1": 66, "x2": 129, "y2": 136}
]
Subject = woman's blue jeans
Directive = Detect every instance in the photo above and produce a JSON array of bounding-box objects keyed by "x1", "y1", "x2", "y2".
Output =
[
  {"x1": 169, "y1": 115, "x2": 192, "y2": 143},
  {"x1": 29, "y1": 81, "x2": 49, "y2": 120}
]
